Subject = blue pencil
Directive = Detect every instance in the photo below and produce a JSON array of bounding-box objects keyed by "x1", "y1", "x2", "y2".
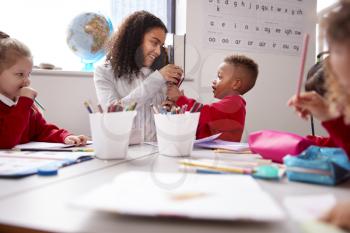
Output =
[{"x1": 196, "y1": 168, "x2": 228, "y2": 175}]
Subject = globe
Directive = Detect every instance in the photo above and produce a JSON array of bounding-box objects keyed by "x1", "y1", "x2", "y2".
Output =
[{"x1": 66, "y1": 12, "x2": 113, "y2": 71}]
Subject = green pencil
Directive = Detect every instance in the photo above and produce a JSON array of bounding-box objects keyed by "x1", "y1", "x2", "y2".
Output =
[{"x1": 34, "y1": 99, "x2": 46, "y2": 111}]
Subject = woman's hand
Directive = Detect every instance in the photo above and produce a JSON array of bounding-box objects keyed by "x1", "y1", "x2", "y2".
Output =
[
  {"x1": 287, "y1": 91, "x2": 336, "y2": 122},
  {"x1": 161, "y1": 100, "x2": 175, "y2": 112},
  {"x1": 159, "y1": 64, "x2": 183, "y2": 84},
  {"x1": 166, "y1": 85, "x2": 184, "y2": 102}
]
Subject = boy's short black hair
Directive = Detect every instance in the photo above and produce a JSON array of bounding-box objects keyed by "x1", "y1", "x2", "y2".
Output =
[{"x1": 224, "y1": 55, "x2": 259, "y2": 94}]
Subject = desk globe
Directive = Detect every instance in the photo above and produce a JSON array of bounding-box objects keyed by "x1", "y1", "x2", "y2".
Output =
[{"x1": 66, "y1": 12, "x2": 113, "y2": 71}]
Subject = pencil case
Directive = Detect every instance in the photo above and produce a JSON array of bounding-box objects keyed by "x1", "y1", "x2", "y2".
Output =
[
  {"x1": 248, "y1": 130, "x2": 314, "y2": 163},
  {"x1": 283, "y1": 146, "x2": 350, "y2": 185}
]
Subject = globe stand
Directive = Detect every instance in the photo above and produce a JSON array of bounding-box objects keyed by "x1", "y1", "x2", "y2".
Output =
[{"x1": 82, "y1": 61, "x2": 94, "y2": 72}]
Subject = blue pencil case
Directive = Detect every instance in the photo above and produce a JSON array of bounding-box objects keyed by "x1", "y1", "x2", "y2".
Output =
[{"x1": 283, "y1": 146, "x2": 350, "y2": 185}]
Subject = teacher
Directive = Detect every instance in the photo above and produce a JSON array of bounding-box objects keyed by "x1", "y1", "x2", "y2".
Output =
[{"x1": 94, "y1": 11, "x2": 183, "y2": 143}]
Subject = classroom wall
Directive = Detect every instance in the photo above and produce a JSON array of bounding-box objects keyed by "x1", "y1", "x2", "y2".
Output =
[
  {"x1": 179, "y1": 0, "x2": 327, "y2": 140},
  {"x1": 31, "y1": 70, "x2": 97, "y2": 136},
  {"x1": 30, "y1": 0, "x2": 327, "y2": 140}
]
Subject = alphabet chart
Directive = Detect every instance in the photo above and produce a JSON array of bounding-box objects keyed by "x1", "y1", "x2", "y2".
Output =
[{"x1": 205, "y1": 0, "x2": 310, "y2": 56}]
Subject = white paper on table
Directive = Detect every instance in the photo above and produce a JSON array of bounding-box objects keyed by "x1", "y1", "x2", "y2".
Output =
[
  {"x1": 15, "y1": 141, "x2": 93, "y2": 150},
  {"x1": 194, "y1": 133, "x2": 222, "y2": 144},
  {"x1": 72, "y1": 171, "x2": 285, "y2": 222},
  {"x1": 194, "y1": 139, "x2": 250, "y2": 152},
  {"x1": 283, "y1": 194, "x2": 336, "y2": 222},
  {"x1": 0, "y1": 150, "x2": 94, "y2": 176}
]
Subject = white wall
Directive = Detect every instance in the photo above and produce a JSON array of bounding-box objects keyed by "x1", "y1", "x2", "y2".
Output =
[
  {"x1": 180, "y1": 0, "x2": 327, "y2": 141},
  {"x1": 31, "y1": 70, "x2": 97, "y2": 136}
]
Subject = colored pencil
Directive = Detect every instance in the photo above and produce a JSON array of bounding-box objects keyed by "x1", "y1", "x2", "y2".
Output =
[
  {"x1": 34, "y1": 99, "x2": 46, "y2": 111},
  {"x1": 296, "y1": 33, "x2": 309, "y2": 98}
]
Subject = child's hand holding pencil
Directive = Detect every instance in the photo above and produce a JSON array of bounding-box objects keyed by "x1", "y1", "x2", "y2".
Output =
[{"x1": 166, "y1": 85, "x2": 184, "y2": 102}]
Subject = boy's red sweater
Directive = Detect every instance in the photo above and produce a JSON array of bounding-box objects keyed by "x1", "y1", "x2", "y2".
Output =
[
  {"x1": 176, "y1": 95, "x2": 246, "y2": 142},
  {"x1": 322, "y1": 116, "x2": 350, "y2": 158}
]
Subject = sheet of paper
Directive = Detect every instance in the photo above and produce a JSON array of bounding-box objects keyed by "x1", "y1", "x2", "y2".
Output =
[
  {"x1": 15, "y1": 142, "x2": 70, "y2": 149},
  {"x1": 194, "y1": 139, "x2": 250, "y2": 152},
  {"x1": 15, "y1": 141, "x2": 93, "y2": 150},
  {"x1": 194, "y1": 134, "x2": 222, "y2": 144},
  {"x1": 283, "y1": 194, "x2": 336, "y2": 222},
  {"x1": 0, "y1": 151, "x2": 93, "y2": 177},
  {"x1": 300, "y1": 221, "x2": 348, "y2": 233},
  {"x1": 72, "y1": 171, "x2": 285, "y2": 221}
]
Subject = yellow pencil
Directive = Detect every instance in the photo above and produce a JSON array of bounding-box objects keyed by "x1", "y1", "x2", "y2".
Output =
[
  {"x1": 214, "y1": 148, "x2": 252, "y2": 154},
  {"x1": 179, "y1": 160, "x2": 253, "y2": 174}
]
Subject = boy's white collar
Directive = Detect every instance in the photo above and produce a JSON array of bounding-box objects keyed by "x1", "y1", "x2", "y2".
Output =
[{"x1": 0, "y1": 93, "x2": 17, "y2": 107}]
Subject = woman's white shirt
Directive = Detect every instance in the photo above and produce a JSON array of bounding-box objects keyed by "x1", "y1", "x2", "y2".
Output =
[{"x1": 94, "y1": 63, "x2": 166, "y2": 143}]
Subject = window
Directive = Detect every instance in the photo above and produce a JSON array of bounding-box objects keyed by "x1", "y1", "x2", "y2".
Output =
[{"x1": 0, "y1": 0, "x2": 172, "y2": 71}]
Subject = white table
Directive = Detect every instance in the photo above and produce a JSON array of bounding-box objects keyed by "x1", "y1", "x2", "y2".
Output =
[{"x1": 0, "y1": 145, "x2": 349, "y2": 233}]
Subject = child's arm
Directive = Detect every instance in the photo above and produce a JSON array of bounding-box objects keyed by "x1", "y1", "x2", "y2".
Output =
[
  {"x1": 166, "y1": 85, "x2": 200, "y2": 111},
  {"x1": 322, "y1": 116, "x2": 350, "y2": 159},
  {"x1": 287, "y1": 92, "x2": 337, "y2": 121},
  {"x1": 195, "y1": 96, "x2": 246, "y2": 142},
  {"x1": 31, "y1": 107, "x2": 71, "y2": 143},
  {"x1": 0, "y1": 97, "x2": 34, "y2": 149},
  {"x1": 166, "y1": 85, "x2": 184, "y2": 102}
]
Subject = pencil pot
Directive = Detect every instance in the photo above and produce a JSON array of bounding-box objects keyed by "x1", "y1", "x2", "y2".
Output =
[
  {"x1": 154, "y1": 112, "x2": 200, "y2": 156},
  {"x1": 89, "y1": 111, "x2": 137, "y2": 160}
]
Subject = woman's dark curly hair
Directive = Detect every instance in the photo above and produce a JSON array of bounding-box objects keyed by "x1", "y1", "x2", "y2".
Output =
[{"x1": 106, "y1": 11, "x2": 168, "y2": 80}]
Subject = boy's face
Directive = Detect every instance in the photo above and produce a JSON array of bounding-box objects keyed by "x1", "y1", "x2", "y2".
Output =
[
  {"x1": 142, "y1": 27, "x2": 166, "y2": 67},
  {"x1": 212, "y1": 62, "x2": 237, "y2": 99},
  {"x1": 0, "y1": 57, "x2": 32, "y2": 100},
  {"x1": 330, "y1": 41, "x2": 350, "y2": 94}
]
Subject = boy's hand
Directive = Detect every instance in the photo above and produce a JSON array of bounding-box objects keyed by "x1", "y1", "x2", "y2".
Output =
[
  {"x1": 166, "y1": 85, "x2": 184, "y2": 102},
  {"x1": 19, "y1": 87, "x2": 37, "y2": 99},
  {"x1": 64, "y1": 135, "x2": 88, "y2": 146},
  {"x1": 159, "y1": 64, "x2": 183, "y2": 84},
  {"x1": 161, "y1": 100, "x2": 175, "y2": 112},
  {"x1": 107, "y1": 99, "x2": 124, "y2": 112}
]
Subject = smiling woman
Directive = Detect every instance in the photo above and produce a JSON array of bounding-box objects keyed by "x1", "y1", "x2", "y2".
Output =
[{"x1": 94, "y1": 11, "x2": 183, "y2": 144}]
